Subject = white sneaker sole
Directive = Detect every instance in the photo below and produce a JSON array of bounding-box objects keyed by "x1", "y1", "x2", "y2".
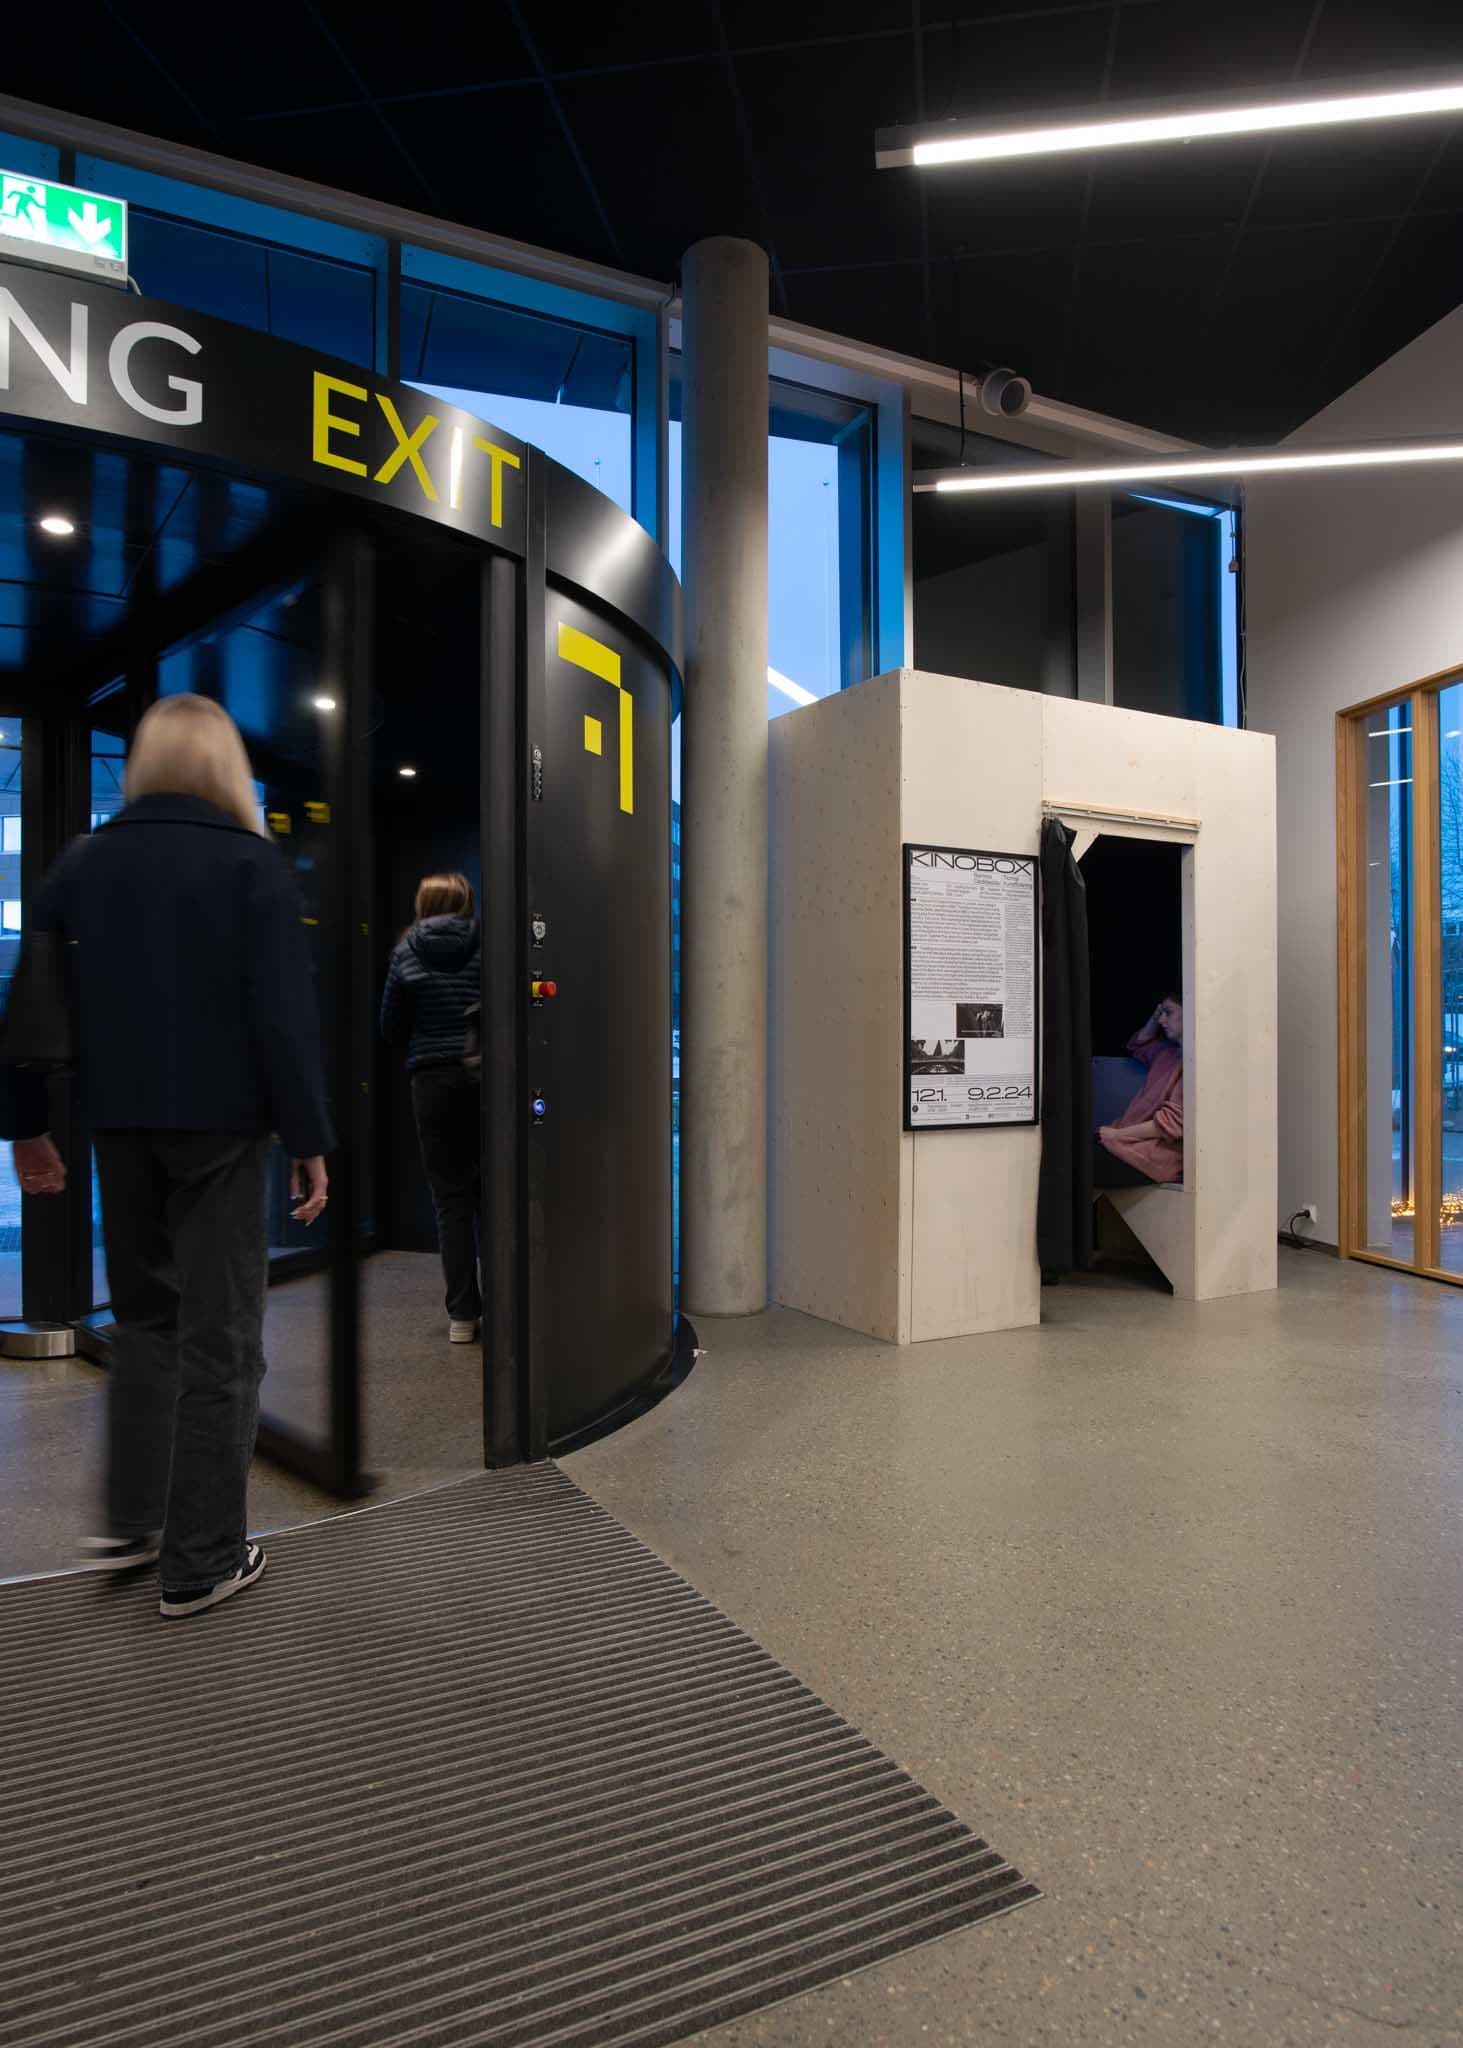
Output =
[
  {"x1": 448, "y1": 1325, "x2": 479, "y2": 1344},
  {"x1": 80, "y1": 1539, "x2": 161, "y2": 1573},
  {"x1": 160, "y1": 1549, "x2": 267, "y2": 1619}
]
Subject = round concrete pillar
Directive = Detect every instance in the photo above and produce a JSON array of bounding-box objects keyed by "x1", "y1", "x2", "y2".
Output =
[{"x1": 679, "y1": 236, "x2": 769, "y2": 1316}]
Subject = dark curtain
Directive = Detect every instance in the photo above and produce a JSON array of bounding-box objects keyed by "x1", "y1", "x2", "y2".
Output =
[{"x1": 1037, "y1": 818, "x2": 1093, "y2": 1274}]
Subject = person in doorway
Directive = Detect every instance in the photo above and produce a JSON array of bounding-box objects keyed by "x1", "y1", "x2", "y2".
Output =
[
  {"x1": 1095, "y1": 992, "x2": 1184, "y2": 1187},
  {"x1": 380, "y1": 873, "x2": 483, "y2": 1343},
  {"x1": 0, "y1": 694, "x2": 332, "y2": 1619}
]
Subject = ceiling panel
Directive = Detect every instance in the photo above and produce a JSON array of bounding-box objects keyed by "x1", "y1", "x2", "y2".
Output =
[
  {"x1": 1107, "y1": 0, "x2": 1321, "y2": 100},
  {"x1": 925, "y1": 10, "x2": 1114, "y2": 122},
  {"x1": 3, "y1": 15, "x2": 204, "y2": 135},
  {"x1": 314, "y1": 0, "x2": 532, "y2": 99},
  {"x1": 529, "y1": 0, "x2": 717, "y2": 72},
  {"x1": 4, "y1": 0, "x2": 1463, "y2": 442},
  {"x1": 387, "y1": 85, "x2": 614, "y2": 260},
  {"x1": 560, "y1": 66, "x2": 761, "y2": 276},
  {"x1": 734, "y1": 38, "x2": 919, "y2": 272},
  {"x1": 101, "y1": 2, "x2": 355, "y2": 123},
  {"x1": 199, "y1": 104, "x2": 446, "y2": 215},
  {"x1": 1247, "y1": 124, "x2": 1453, "y2": 227},
  {"x1": 1300, "y1": 0, "x2": 1463, "y2": 79}
]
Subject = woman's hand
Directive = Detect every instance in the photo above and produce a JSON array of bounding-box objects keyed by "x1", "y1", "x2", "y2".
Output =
[
  {"x1": 290, "y1": 1155, "x2": 329, "y2": 1226},
  {"x1": 12, "y1": 1135, "x2": 66, "y2": 1196}
]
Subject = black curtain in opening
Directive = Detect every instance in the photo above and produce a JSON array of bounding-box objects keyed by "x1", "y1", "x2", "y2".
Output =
[{"x1": 1037, "y1": 818, "x2": 1093, "y2": 1275}]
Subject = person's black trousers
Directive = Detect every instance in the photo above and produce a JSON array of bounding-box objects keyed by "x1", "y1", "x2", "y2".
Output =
[
  {"x1": 93, "y1": 1131, "x2": 270, "y2": 1595},
  {"x1": 410, "y1": 1064, "x2": 482, "y2": 1321}
]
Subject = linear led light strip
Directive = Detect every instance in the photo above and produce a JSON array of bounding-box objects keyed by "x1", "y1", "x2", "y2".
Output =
[
  {"x1": 879, "y1": 80, "x2": 1463, "y2": 169},
  {"x1": 918, "y1": 440, "x2": 1463, "y2": 495}
]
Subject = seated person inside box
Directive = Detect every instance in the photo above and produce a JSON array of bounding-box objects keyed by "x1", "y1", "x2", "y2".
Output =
[{"x1": 1095, "y1": 993, "x2": 1183, "y2": 1188}]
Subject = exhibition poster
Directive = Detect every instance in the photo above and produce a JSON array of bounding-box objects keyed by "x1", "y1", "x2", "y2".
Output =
[{"x1": 904, "y1": 844, "x2": 1039, "y2": 1128}]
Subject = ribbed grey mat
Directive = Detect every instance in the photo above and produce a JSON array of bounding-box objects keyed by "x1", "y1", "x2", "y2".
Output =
[{"x1": 0, "y1": 1464, "x2": 1038, "y2": 2048}]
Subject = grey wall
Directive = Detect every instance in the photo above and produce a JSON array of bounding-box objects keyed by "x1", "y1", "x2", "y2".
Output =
[
  {"x1": 912, "y1": 541, "x2": 1049, "y2": 694},
  {"x1": 1245, "y1": 300, "x2": 1463, "y2": 1241}
]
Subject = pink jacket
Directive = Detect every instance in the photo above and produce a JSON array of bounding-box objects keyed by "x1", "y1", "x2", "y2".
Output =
[{"x1": 1100, "y1": 1022, "x2": 1184, "y2": 1184}]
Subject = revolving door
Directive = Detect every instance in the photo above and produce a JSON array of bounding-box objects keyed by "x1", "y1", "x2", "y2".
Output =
[{"x1": 0, "y1": 262, "x2": 683, "y2": 1493}]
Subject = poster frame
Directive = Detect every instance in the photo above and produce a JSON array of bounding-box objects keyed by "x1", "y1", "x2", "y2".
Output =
[{"x1": 902, "y1": 841, "x2": 1041, "y2": 1133}]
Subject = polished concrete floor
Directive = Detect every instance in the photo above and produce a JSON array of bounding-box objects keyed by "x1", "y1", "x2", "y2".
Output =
[
  {"x1": 1, "y1": 1250, "x2": 1458, "y2": 2045},
  {"x1": 568, "y1": 1253, "x2": 1462, "y2": 2047},
  {"x1": 0, "y1": 1250, "x2": 480, "y2": 1579}
]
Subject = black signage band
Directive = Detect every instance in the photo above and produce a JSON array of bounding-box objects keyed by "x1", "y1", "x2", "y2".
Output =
[{"x1": 0, "y1": 260, "x2": 529, "y2": 553}]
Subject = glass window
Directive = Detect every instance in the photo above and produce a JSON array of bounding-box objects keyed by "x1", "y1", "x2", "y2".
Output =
[
  {"x1": 1111, "y1": 491, "x2": 1238, "y2": 726},
  {"x1": 910, "y1": 419, "x2": 1075, "y2": 698},
  {"x1": 0, "y1": 133, "x2": 59, "y2": 179},
  {"x1": 0, "y1": 718, "x2": 23, "y2": 1320},
  {"x1": 1438, "y1": 685, "x2": 1463, "y2": 1272},
  {"x1": 401, "y1": 281, "x2": 634, "y2": 514},
  {"x1": 126, "y1": 213, "x2": 378, "y2": 366},
  {"x1": 666, "y1": 376, "x2": 876, "y2": 719},
  {"x1": 1360, "y1": 701, "x2": 1415, "y2": 1261}
]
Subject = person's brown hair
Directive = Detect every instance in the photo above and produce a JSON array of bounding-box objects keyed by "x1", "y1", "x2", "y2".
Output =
[
  {"x1": 415, "y1": 871, "x2": 475, "y2": 921},
  {"x1": 125, "y1": 694, "x2": 265, "y2": 835}
]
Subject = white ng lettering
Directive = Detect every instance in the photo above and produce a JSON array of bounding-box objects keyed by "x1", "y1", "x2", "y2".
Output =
[
  {"x1": 0, "y1": 289, "x2": 87, "y2": 404},
  {"x1": 108, "y1": 321, "x2": 203, "y2": 427}
]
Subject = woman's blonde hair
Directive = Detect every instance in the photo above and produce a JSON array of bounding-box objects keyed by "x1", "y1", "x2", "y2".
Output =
[
  {"x1": 415, "y1": 872, "x2": 475, "y2": 921},
  {"x1": 125, "y1": 694, "x2": 265, "y2": 835}
]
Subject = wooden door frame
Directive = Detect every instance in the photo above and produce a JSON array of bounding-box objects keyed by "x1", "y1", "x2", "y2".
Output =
[{"x1": 1337, "y1": 669, "x2": 1459, "y2": 1284}]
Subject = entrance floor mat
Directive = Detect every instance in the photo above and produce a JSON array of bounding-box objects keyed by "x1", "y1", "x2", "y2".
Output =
[{"x1": 0, "y1": 1463, "x2": 1038, "y2": 2048}]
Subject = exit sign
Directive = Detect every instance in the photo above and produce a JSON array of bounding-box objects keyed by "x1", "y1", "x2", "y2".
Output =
[{"x1": 0, "y1": 172, "x2": 128, "y2": 282}]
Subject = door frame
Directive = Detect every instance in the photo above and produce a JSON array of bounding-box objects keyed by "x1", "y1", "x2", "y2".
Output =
[{"x1": 1336, "y1": 669, "x2": 1454, "y2": 1283}]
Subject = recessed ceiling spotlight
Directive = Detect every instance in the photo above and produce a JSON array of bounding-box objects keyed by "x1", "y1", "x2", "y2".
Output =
[
  {"x1": 38, "y1": 514, "x2": 76, "y2": 537},
  {"x1": 312, "y1": 695, "x2": 337, "y2": 712},
  {"x1": 398, "y1": 765, "x2": 418, "y2": 778}
]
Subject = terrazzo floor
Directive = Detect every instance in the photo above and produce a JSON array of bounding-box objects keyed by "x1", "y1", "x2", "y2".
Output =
[
  {"x1": 566, "y1": 1253, "x2": 1462, "y2": 2047},
  {"x1": 2, "y1": 1248, "x2": 1458, "y2": 2046}
]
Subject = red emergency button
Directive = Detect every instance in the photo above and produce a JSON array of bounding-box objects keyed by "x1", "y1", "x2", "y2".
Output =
[{"x1": 531, "y1": 979, "x2": 559, "y2": 1001}]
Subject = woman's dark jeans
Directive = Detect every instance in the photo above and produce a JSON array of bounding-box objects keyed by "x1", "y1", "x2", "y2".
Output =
[
  {"x1": 94, "y1": 1131, "x2": 269, "y2": 1596},
  {"x1": 411, "y1": 1064, "x2": 482, "y2": 1322}
]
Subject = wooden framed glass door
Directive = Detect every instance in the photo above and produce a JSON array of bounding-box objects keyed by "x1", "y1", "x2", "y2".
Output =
[{"x1": 1338, "y1": 673, "x2": 1454, "y2": 1281}]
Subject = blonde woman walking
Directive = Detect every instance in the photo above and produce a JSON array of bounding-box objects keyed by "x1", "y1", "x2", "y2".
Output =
[{"x1": 0, "y1": 694, "x2": 332, "y2": 1619}]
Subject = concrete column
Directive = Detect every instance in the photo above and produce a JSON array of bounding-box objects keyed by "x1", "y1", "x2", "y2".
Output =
[{"x1": 680, "y1": 236, "x2": 769, "y2": 1315}]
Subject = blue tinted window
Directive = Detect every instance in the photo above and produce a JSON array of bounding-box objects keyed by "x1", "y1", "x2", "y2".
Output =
[
  {"x1": 402, "y1": 282, "x2": 633, "y2": 514},
  {"x1": 667, "y1": 375, "x2": 873, "y2": 722},
  {"x1": 128, "y1": 213, "x2": 376, "y2": 365},
  {"x1": 0, "y1": 133, "x2": 60, "y2": 178}
]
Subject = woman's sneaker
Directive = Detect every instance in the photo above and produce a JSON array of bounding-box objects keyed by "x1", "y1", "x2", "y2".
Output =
[
  {"x1": 449, "y1": 1320, "x2": 480, "y2": 1344},
  {"x1": 159, "y1": 1544, "x2": 267, "y2": 1620},
  {"x1": 80, "y1": 1533, "x2": 161, "y2": 1573}
]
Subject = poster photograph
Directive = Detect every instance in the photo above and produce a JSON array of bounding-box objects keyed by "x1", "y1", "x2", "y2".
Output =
[{"x1": 904, "y1": 844, "x2": 1039, "y2": 1129}]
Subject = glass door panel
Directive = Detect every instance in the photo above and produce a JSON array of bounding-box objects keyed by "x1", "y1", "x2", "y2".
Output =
[
  {"x1": 1438, "y1": 683, "x2": 1463, "y2": 1272},
  {"x1": 158, "y1": 575, "x2": 338, "y2": 1458},
  {"x1": 1359, "y1": 701, "x2": 1415, "y2": 1259},
  {"x1": 0, "y1": 717, "x2": 23, "y2": 1319},
  {"x1": 87, "y1": 727, "x2": 127, "y2": 1311}
]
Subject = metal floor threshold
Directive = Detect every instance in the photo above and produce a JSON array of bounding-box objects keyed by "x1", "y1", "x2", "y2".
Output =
[{"x1": 0, "y1": 1463, "x2": 1038, "y2": 2048}]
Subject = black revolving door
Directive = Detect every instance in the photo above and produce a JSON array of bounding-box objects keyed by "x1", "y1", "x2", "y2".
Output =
[{"x1": 0, "y1": 261, "x2": 684, "y2": 1491}]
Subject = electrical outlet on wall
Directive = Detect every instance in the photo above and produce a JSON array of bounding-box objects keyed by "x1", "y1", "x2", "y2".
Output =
[{"x1": 1303, "y1": 1203, "x2": 1318, "y2": 1224}]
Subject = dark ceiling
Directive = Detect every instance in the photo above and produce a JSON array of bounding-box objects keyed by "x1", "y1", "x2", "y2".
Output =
[{"x1": 9, "y1": 0, "x2": 1463, "y2": 443}]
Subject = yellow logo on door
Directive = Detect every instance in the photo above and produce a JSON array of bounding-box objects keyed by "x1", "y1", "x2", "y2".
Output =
[{"x1": 558, "y1": 622, "x2": 632, "y2": 815}]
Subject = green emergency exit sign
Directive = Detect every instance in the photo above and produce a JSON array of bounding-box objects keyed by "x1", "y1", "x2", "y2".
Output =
[{"x1": 0, "y1": 172, "x2": 128, "y2": 281}]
